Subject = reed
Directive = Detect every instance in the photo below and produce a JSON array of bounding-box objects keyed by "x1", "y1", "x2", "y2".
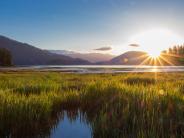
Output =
[{"x1": 0, "y1": 72, "x2": 183, "y2": 137}]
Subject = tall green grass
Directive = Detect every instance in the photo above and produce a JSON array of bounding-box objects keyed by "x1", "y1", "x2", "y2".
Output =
[{"x1": 0, "y1": 72, "x2": 183, "y2": 137}]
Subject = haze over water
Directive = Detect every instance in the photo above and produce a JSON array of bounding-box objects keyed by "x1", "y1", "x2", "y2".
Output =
[{"x1": 1, "y1": 65, "x2": 184, "y2": 73}]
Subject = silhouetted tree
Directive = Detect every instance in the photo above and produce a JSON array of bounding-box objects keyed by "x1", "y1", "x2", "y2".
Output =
[
  {"x1": 0, "y1": 48, "x2": 12, "y2": 66},
  {"x1": 168, "y1": 48, "x2": 173, "y2": 54},
  {"x1": 168, "y1": 44, "x2": 184, "y2": 55},
  {"x1": 173, "y1": 46, "x2": 177, "y2": 54},
  {"x1": 178, "y1": 46, "x2": 183, "y2": 55}
]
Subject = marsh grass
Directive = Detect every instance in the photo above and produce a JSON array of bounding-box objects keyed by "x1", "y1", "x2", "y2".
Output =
[
  {"x1": 124, "y1": 77, "x2": 156, "y2": 85},
  {"x1": 0, "y1": 72, "x2": 183, "y2": 137}
]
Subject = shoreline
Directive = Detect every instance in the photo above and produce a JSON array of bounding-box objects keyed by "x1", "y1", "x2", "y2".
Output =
[{"x1": 0, "y1": 65, "x2": 184, "y2": 73}]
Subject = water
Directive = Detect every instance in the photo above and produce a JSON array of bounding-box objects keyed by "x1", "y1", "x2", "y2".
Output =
[
  {"x1": 51, "y1": 112, "x2": 91, "y2": 138},
  {"x1": 1, "y1": 65, "x2": 184, "y2": 73},
  {"x1": 2, "y1": 109, "x2": 92, "y2": 138}
]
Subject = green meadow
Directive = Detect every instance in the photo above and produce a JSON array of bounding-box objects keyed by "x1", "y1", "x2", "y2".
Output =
[{"x1": 0, "y1": 72, "x2": 183, "y2": 137}]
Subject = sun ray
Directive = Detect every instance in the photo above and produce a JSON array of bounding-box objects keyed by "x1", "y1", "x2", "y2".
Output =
[
  {"x1": 139, "y1": 57, "x2": 150, "y2": 65},
  {"x1": 162, "y1": 53, "x2": 184, "y2": 58},
  {"x1": 159, "y1": 55, "x2": 174, "y2": 66},
  {"x1": 130, "y1": 29, "x2": 183, "y2": 60},
  {"x1": 157, "y1": 56, "x2": 164, "y2": 66}
]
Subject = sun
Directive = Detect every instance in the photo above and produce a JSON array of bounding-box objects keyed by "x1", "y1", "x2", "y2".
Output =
[
  {"x1": 130, "y1": 28, "x2": 183, "y2": 58},
  {"x1": 148, "y1": 51, "x2": 161, "y2": 58}
]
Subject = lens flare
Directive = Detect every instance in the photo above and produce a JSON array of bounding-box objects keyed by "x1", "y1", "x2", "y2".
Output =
[{"x1": 148, "y1": 51, "x2": 161, "y2": 58}]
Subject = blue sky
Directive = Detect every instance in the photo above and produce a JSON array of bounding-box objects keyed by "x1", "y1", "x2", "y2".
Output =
[{"x1": 0, "y1": 0, "x2": 184, "y2": 55}]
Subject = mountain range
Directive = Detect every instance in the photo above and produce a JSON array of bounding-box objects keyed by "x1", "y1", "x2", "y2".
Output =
[
  {"x1": 0, "y1": 35, "x2": 183, "y2": 66},
  {"x1": 102, "y1": 51, "x2": 149, "y2": 65},
  {"x1": 99, "y1": 51, "x2": 184, "y2": 65},
  {"x1": 0, "y1": 36, "x2": 90, "y2": 65},
  {"x1": 48, "y1": 50, "x2": 114, "y2": 63}
]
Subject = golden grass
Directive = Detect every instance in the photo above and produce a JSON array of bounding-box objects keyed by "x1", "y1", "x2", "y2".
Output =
[{"x1": 0, "y1": 72, "x2": 183, "y2": 137}]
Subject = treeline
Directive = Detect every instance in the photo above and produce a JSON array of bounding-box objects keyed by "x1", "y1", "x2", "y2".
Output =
[
  {"x1": 162, "y1": 44, "x2": 184, "y2": 65},
  {"x1": 0, "y1": 48, "x2": 12, "y2": 66},
  {"x1": 166, "y1": 45, "x2": 184, "y2": 55}
]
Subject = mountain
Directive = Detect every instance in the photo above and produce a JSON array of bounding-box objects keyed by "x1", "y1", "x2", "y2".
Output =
[
  {"x1": 0, "y1": 36, "x2": 90, "y2": 65},
  {"x1": 49, "y1": 50, "x2": 115, "y2": 63},
  {"x1": 100, "y1": 51, "x2": 184, "y2": 65},
  {"x1": 49, "y1": 50, "x2": 76, "y2": 55},
  {"x1": 99, "y1": 51, "x2": 149, "y2": 65}
]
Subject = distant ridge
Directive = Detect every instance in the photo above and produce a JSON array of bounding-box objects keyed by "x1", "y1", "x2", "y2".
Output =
[
  {"x1": 98, "y1": 51, "x2": 149, "y2": 65},
  {"x1": 48, "y1": 50, "x2": 115, "y2": 63},
  {"x1": 0, "y1": 35, "x2": 90, "y2": 65},
  {"x1": 98, "y1": 51, "x2": 184, "y2": 65}
]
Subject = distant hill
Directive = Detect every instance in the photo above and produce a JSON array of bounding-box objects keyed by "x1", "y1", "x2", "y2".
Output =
[
  {"x1": 48, "y1": 50, "x2": 115, "y2": 63},
  {"x1": 98, "y1": 51, "x2": 184, "y2": 65},
  {"x1": 0, "y1": 36, "x2": 90, "y2": 65},
  {"x1": 98, "y1": 51, "x2": 149, "y2": 65}
]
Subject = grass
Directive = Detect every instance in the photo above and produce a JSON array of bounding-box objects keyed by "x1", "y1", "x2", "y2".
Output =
[{"x1": 0, "y1": 72, "x2": 183, "y2": 137}]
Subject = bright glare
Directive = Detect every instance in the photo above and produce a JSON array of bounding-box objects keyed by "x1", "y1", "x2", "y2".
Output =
[
  {"x1": 148, "y1": 51, "x2": 161, "y2": 58},
  {"x1": 130, "y1": 29, "x2": 183, "y2": 57}
]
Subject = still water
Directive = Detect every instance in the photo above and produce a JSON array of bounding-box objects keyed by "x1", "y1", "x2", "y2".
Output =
[
  {"x1": 1, "y1": 65, "x2": 184, "y2": 73},
  {"x1": 50, "y1": 112, "x2": 91, "y2": 138}
]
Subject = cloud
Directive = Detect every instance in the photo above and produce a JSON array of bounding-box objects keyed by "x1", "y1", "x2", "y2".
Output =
[
  {"x1": 94, "y1": 46, "x2": 112, "y2": 51},
  {"x1": 129, "y1": 44, "x2": 140, "y2": 47}
]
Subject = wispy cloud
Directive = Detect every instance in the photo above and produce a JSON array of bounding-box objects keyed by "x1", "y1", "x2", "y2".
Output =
[
  {"x1": 94, "y1": 46, "x2": 112, "y2": 51},
  {"x1": 129, "y1": 44, "x2": 140, "y2": 47}
]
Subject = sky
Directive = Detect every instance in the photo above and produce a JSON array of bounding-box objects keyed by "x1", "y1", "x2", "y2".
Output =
[{"x1": 0, "y1": 0, "x2": 184, "y2": 55}]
